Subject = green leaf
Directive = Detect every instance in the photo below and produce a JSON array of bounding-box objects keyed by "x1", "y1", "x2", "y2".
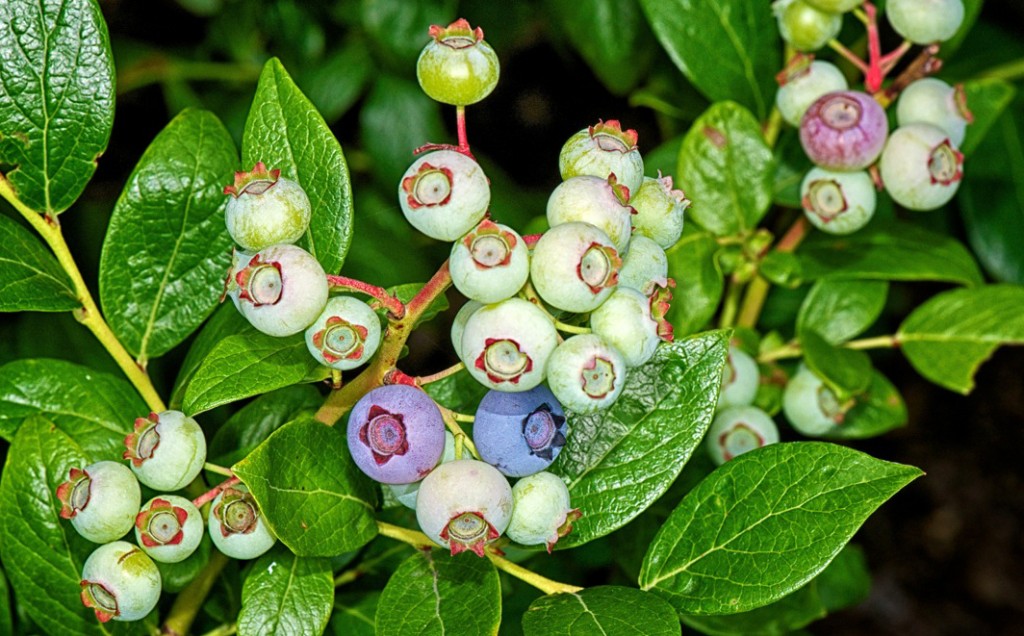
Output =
[
  {"x1": 331, "y1": 592, "x2": 379, "y2": 636},
  {"x1": 639, "y1": 0, "x2": 779, "y2": 119},
  {"x1": 0, "y1": 214, "x2": 78, "y2": 311},
  {"x1": 233, "y1": 417, "x2": 377, "y2": 557},
  {"x1": 208, "y1": 385, "x2": 323, "y2": 466},
  {"x1": 796, "y1": 220, "x2": 984, "y2": 286},
  {"x1": 388, "y1": 282, "x2": 450, "y2": 327},
  {"x1": 99, "y1": 108, "x2": 237, "y2": 362},
  {"x1": 178, "y1": 306, "x2": 326, "y2": 416},
  {"x1": 243, "y1": 58, "x2": 353, "y2": 275},
  {"x1": 359, "y1": 0, "x2": 456, "y2": 69},
  {"x1": 797, "y1": 280, "x2": 888, "y2": 344},
  {"x1": 546, "y1": 0, "x2": 655, "y2": 95},
  {"x1": 677, "y1": 102, "x2": 775, "y2": 236},
  {"x1": 828, "y1": 370, "x2": 907, "y2": 440},
  {"x1": 375, "y1": 550, "x2": 501, "y2": 636},
  {"x1": 959, "y1": 78, "x2": 1016, "y2": 156},
  {"x1": 0, "y1": 564, "x2": 12, "y2": 636},
  {"x1": 297, "y1": 39, "x2": 373, "y2": 122},
  {"x1": 523, "y1": 586, "x2": 679, "y2": 636},
  {"x1": 680, "y1": 582, "x2": 826, "y2": 635},
  {"x1": 639, "y1": 442, "x2": 922, "y2": 615},
  {"x1": 238, "y1": 545, "x2": 334, "y2": 636},
  {"x1": 897, "y1": 284, "x2": 1024, "y2": 393},
  {"x1": 799, "y1": 329, "x2": 872, "y2": 401},
  {"x1": 0, "y1": 0, "x2": 115, "y2": 214},
  {"x1": 423, "y1": 368, "x2": 489, "y2": 414},
  {"x1": 772, "y1": 129, "x2": 812, "y2": 209},
  {"x1": 816, "y1": 544, "x2": 871, "y2": 612},
  {"x1": 0, "y1": 418, "x2": 117, "y2": 635},
  {"x1": 549, "y1": 331, "x2": 729, "y2": 548},
  {"x1": 760, "y1": 251, "x2": 803, "y2": 289},
  {"x1": 0, "y1": 358, "x2": 144, "y2": 459},
  {"x1": 666, "y1": 231, "x2": 723, "y2": 337}
]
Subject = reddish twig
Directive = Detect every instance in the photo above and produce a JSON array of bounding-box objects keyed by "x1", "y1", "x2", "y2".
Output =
[
  {"x1": 327, "y1": 275, "x2": 405, "y2": 319},
  {"x1": 192, "y1": 476, "x2": 240, "y2": 508}
]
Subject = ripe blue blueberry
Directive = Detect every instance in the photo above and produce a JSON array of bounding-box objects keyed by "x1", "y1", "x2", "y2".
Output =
[
  {"x1": 545, "y1": 334, "x2": 627, "y2": 413},
  {"x1": 389, "y1": 431, "x2": 457, "y2": 510},
  {"x1": 223, "y1": 162, "x2": 311, "y2": 252},
  {"x1": 547, "y1": 174, "x2": 634, "y2": 253},
  {"x1": 56, "y1": 461, "x2": 141, "y2": 544},
  {"x1": 718, "y1": 346, "x2": 760, "y2": 409},
  {"x1": 304, "y1": 296, "x2": 382, "y2": 370},
  {"x1": 473, "y1": 385, "x2": 568, "y2": 477},
  {"x1": 450, "y1": 220, "x2": 529, "y2": 303},
  {"x1": 529, "y1": 222, "x2": 621, "y2": 313},
  {"x1": 800, "y1": 167, "x2": 877, "y2": 234},
  {"x1": 226, "y1": 244, "x2": 329, "y2": 337},
  {"x1": 783, "y1": 364, "x2": 851, "y2": 436},
  {"x1": 135, "y1": 495, "x2": 203, "y2": 564},
  {"x1": 879, "y1": 123, "x2": 964, "y2": 211},
  {"x1": 618, "y1": 235, "x2": 669, "y2": 295},
  {"x1": 588, "y1": 287, "x2": 665, "y2": 368},
  {"x1": 79, "y1": 541, "x2": 161, "y2": 623},
  {"x1": 886, "y1": 0, "x2": 964, "y2": 44},
  {"x1": 706, "y1": 406, "x2": 781, "y2": 465},
  {"x1": 208, "y1": 484, "x2": 277, "y2": 560},
  {"x1": 415, "y1": 459, "x2": 513, "y2": 556},
  {"x1": 347, "y1": 384, "x2": 446, "y2": 484},
  {"x1": 628, "y1": 175, "x2": 689, "y2": 249},
  {"x1": 124, "y1": 410, "x2": 207, "y2": 492},
  {"x1": 461, "y1": 298, "x2": 558, "y2": 392},
  {"x1": 896, "y1": 78, "x2": 971, "y2": 147},
  {"x1": 399, "y1": 150, "x2": 490, "y2": 241},
  {"x1": 800, "y1": 91, "x2": 888, "y2": 171},
  {"x1": 776, "y1": 56, "x2": 849, "y2": 128},
  {"x1": 506, "y1": 472, "x2": 581, "y2": 552},
  {"x1": 558, "y1": 120, "x2": 644, "y2": 195}
]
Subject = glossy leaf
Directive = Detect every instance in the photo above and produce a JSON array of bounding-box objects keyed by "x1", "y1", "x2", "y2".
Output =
[
  {"x1": 680, "y1": 582, "x2": 826, "y2": 635},
  {"x1": 0, "y1": 0, "x2": 115, "y2": 214},
  {"x1": 0, "y1": 565, "x2": 11, "y2": 636},
  {"x1": 100, "y1": 108, "x2": 237, "y2": 361},
  {"x1": 897, "y1": 284, "x2": 1024, "y2": 393},
  {"x1": 0, "y1": 358, "x2": 143, "y2": 460},
  {"x1": 550, "y1": 331, "x2": 729, "y2": 548},
  {"x1": 797, "y1": 280, "x2": 888, "y2": 344},
  {"x1": 243, "y1": 58, "x2": 353, "y2": 274},
  {"x1": 640, "y1": 442, "x2": 921, "y2": 615},
  {"x1": 666, "y1": 231, "x2": 723, "y2": 337},
  {"x1": 799, "y1": 329, "x2": 872, "y2": 401},
  {"x1": 796, "y1": 220, "x2": 983, "y2": 286},
  {"x1": 375, "y1": 550, "x2": 501, "y2": 636},
  {"x1": 208, "y1": 385, "x2": 323, "y2": 466},
  {"x1": 639, "y1": 0, "x2": 779, "y2": 119},
  {"x1": 331, "y1": 592, "x2": 379, "y2": 636},
  {"x1": 0, "y1": 214, "x2": 78, "y2": 311},
  {"x1": 238, "y1": 545, "x2": 333, "y2": 636},
  {"x1": 677, "y1": 102, "x2": 775, "y2": 236},
  {"x1": 828, "y1": 370, "x2": 907, "y2": 440},
  {"x1": 523, "y1": 586, "x2": 678, "y2": 636},
  {"x1": 233, "y1": 417, "x2": 378, "y2": 557},
  {"x1": 959, "y1": 78, "x2": 1016, "y2": 156},
  {"x1": 387, "y1": 282, "x2": 450, "y2": 327}
]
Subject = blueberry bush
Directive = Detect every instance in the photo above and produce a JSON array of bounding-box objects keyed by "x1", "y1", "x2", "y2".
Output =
[{"x1": 0, "y1": 0, "x2": 1022, "y2": 634}]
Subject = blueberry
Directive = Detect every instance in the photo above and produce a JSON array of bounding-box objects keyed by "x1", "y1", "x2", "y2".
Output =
[
  {"x1": 800, "y1": 91, "x2": 888, "y2": 171},
  {"x1": 617, "y1": 235, "x2": 669, "y2": 296},
  {"x1": 800, "y1": 167, "x2": 876, "y2": 234},
  {"x1": 558, "y1": 120, "x2": 644, "y2": 197},
  {"x1": 227, "y1": 244, "x2": 329, "y2": 337},
  {"x1": 718, "y1": 346, "x2": 760, "y2": 409},
  {"x1": 450, "y1": 220, "x2": 529, "y2": 304},
  {"x1": 135, "y1": 495, "x2": 204, "y2": 564},
  {"x1": 417, "y1": 19, "x2": 500, "y2": 106},
  {"x1": 896, "y1": 78, "x2": 971, "y2": 147},
  {"x1": 506, "y1": 472, "x2": 582, "y2": 552},
  {"x1": 124, "y1": 410, "x2": 207, "y2": 492},
  {"x1": 545, "y1": 334, "x2": 627, "y2": 413},
  {"x1": 589, "y1": 287, "x2": 663, "y2": 368},
  {"x1": 529, "y1": 222, "x2": 621, "y2": 313},
  {"x1": 776, "y1": 57, "x2": 849, "y2": 128},
  {"x1": 547, "y1": 175, "x2": 634, "y2": 254},
  {"x1": 415, "y1": 459, "x2": 513, "y2": 556},
  {"x1": 629, "y1": 177, "x2": 690, "y2": 250},
  {"x1": 706, "y1": 406, "x2": 780, "y2": 465},
  {"x1": 461, "y1": 298, "x2": 558, "y2": 392},
  {"x1": 208, "y1": 484, "x2": 277, "y2": 560},
  {"x1": 304, "y1": 296, "x2": 382, "y2": 370},
  {"x1": 56, "y1": 460, "x2": 141, "y2": 544},
  {"x1": 79, "y1": 541, "x2": 161, "y2": 623},
  {"x1": 773, "y1": 0, "x2": 842, "y2": 52},
  {"x1": 399, "y1": 150, "x2": 490, "y2": 241},
  {"x1": 782, "y1": 364, "x2": 851, "y2": 436},
  {"x1": 223, "y1": 162, "x2": 311, "y2": 252},
  {"x1": 886, "y1": 0, "x2": 964, "y2": 44},
  {"x1": 879, "y1": 123, "x2": 963, "y2": 211},
  {"x1": 473, "y1": 385, "x2": 568, "y2": 477}
]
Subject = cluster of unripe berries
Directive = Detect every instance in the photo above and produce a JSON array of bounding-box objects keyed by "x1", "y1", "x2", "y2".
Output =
[
  {"x1": 772, "y1": 0, "x2": 969, "y2": 234},
  {"x1": 57, "y1": 412, "x2": 274, "y2": 623}
]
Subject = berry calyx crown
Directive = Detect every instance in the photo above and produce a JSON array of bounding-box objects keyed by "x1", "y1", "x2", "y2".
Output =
[
  {"x1": 655, "y1": 171, "x2": 691, "y2": 210},
  {"x1": 213, "y1": 487, "x2": 261, "y2": 537},
  {"x1": 546, "y1": 508, "x2": 583, "y2": 553},
  {"x1": 56, "y1": 467, "x2": 91, "y2": 519},
  {"x1": 775, "y1": 52, "x2": 814, "y2": 87},
  {"x1": 223, "y1": 161, "x2": 281, "y2": 197},
  {"x1": 136, "y1": 498, "x2": 189, "y2": 547},
  {"x1": 589, "y1": 120, "x2": 639, "y2": 152},
  {"x1": 441, "y1": 510, "x2": 500, "y2": 557},
  {"x1": 953, "y1": 84, "x2": 974, "y2": 124},
  {"x1": 124, "y1": 412, "x2": 161, "y2": 467},
  {"x1": 650, "y1": 279, "x2": 675, "y2": 342},
  {"x1": 80, "y1": 580, "x2": 119, "y2": 623},
  {"x1": 606, "y1": 173, "x2": 633, "y2": 207},
  {"x1": 429, "y1": 18, "x2": 485, "y2": 48},
  {"x1": 463, "y1": 220, "x2": 516, "y2": 269},
  {"x1": 311, "y1": 316, "x2": 369, "y2": 364}
]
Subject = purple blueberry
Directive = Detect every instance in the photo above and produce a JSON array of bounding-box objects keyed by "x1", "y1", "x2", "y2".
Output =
[
  {"x1": 800, "y1": 91, "x2": 888, "y2": 171},
  {"x1": 347, "y1": 385, "x2": 446, "y2": 484},
  {"x1": 473, "y1": 385, "x2": 568, "y2": 477}
]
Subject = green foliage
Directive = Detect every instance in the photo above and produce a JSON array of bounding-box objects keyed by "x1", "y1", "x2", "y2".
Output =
[
  {"x1": 799, "y1": 329, "x2": 872, "y2": 401},
  {"x1": 238, "y1": 545, "x2": 334, "y2": 636},
  {"x1": 0, "y1": 215, "x2": 78, "y2": 311},
  {"x1": 797, "y1": 280, "x2": 888, "y2": 345},
  {"x1": 666, "y1": 231, "x2": 723, "y2": 336},
  {"x1": 523, "y1": 586, "x2": 680, "y2": 635}
]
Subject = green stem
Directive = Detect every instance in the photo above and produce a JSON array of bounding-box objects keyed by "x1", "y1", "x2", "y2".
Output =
[
  {"x1": 719, "y1": 276, "x2": 744, "y2": 329},
  {"x1": 736, "y1": 216, "x2": 810, "y2": 329},
  {"x1": 979, "y1": 57, "x2": 1024, "y2": 82},
  {"x1": 118, "y1": 57, "x2": 261, "y2": 95},
  {"x1": 759, "y1": 334, "x2": 899, "y2": 362},
  {"x1": 160, "y1": 551, "x2": 230, "y2": 636},
  {"x1": 0, "y1": 178, "x2": 166, "y2": 413},
  {"x1": 199, "y1": 624, "x2": 237, "y2": 636},
  {"x1": 553, "y1": 320, "x2": 590, "y2": 335},
  {"x1": 203, "y1": 462, "x2": 233, "y2": 477},
  {"x1": 439, "y1": 406, "x2": 480, "y2": 460},
  {"x1": 415, "y1": 361, "x2": 465, "y2": 386}
]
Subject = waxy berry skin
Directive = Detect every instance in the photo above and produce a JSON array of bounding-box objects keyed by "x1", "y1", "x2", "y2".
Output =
[
  {"x1": 79, "y1": 541, "x2": 161, "y2": 623},
  {"x1": 717, "y1": 346, "x2": 760, "y2": 409},
  {"x1": 135, "y1": 495, "x2": 203, "y2": 564},
  {"x1": 124, "y1": 410, "x2": 207, "y2": 492},
  {"x1": 706, "y1": 406, "x2": 781, "y2": 465},
  {"x1": 589, "y1": 287, "x2": 663, "y2": 368},
  {"x1": 223, "y1": 162, "x2": 311, "y2": 252},
  {"x1": 558, "y1": 120, "x2": 644, "y2": 195},
  {"x1": 473, "y1": 385, "x2": 568, "y2": 477},
  {"x1": 773, "y1": 0, "x2": 842, "y2": 52},
  {"x1": 304, "y1": 296, "x2": 382, "y2": 370},
  {"x1": 56, "y1": 461, "x2": 141, "y2": 544},
  {"x1": 618, "y1": 235, "x2": 669, "y2": 296},
  {"x1": 800, "y1": 91, "x2": 889, "y2": 171},
  {"x1": 347, "y1": 384, "x2": 446, "y2": 484},
  {"x1": 800, "y1": 167, "x2": 877, "y2": 235},
  {"x1": 896, "y1": 78, "x2": 971, "y2": 147},
  {"x1": 399, "y1": 150, "x2": 490, "y2": 241},
  {"x1": 546, "y1": 175, "x2": 634, "y2": 254},
  {"x1": 802, "y1": 0, "x2": 864, "y2": 12},
  {"x1": 529, "y1": 222, "x2": 621, "y2": 314},
  {"x1": 776, "y1": 59, "x2": 849, "y2": 128},
  {"x1": 208, "y1": 484, "x2": 277, "y2": 560},
  {"x1": 451, "y1": 299, "x2": 483, "y2": 364},
  {"x1": 229, "y1": 244, "x2": 329, "y2": 337},
  {"x1": 417, "y1": 19, "x2": 500, "y2": 106},
  {"x1": 886, "y1": 0, "x2": 964, "y2": 44},
  {"x1": 629, "y1": 175, "x2": 689, "y2": 249},
  {"x1": 389, "y1": 431, "x2": 457, "y2": 510},
  {"x1": 879, "y1": 123, "x2": 964, "y2": 211},
  {"x1": 415, "y1": 459, "x2": 513, "y2": 557},
  {"x1": 783, "y1": 364, "x2": 850, "y2": 436},
  {"x1": 546, "y1": 334, "x2": 627, "y2": 414},
  {"x1": 506, "y1": 472, "x2": 581, "y2": 552},
  {"x1": 461, "y1": 298, "x2": 558, "y2": 392},
  {"x1": 449, "y1": 220, "x2": 529, "y2": 303}
]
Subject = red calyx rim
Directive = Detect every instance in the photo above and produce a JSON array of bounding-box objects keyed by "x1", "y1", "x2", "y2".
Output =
[
  {"x1": 80, "y1": 580, "x2": 119, "y2": 623},
  {"x1": 650, "y1": 279, "x2": 675, "y2": 342},
  {"x1": 546, "y1": 508, "x2": 583, "y2": 553},
  {"x1": 213, "y1": 487, "x2": 260, "y2": 537},
  {"x1": 223, "y1": 161, "x2": 281, "y2": 197},
  {"x1": 440, "y1": 510, "x2": 500, "y2": 557},
  {"x1": 775, "y1": 52, "x2": 815, "y2": 87},
  {"x1": 136, "y1": 498, "x2": 189, "y2": 547},
  {"x1": 655, "y1": 171, "x2": 691, "y2": 209},
  {"x1": 462, "y1": 219, "x2": 516, "y2": 269},
  {"x1": 312, "y1": 316, "x2": 368, "y2": 364},
  {"x1": 56, "y1": 467, "x2": 91, "y2": 519},
  {"x1": 589, "y1": 120, "x2": 639, "y2": 151},
  {"x1": 428, "y1": 18, "x2": 484, "y2": 46},
  {"x1": 123, "y1": 412, "x2": 161, "y2": 467}
]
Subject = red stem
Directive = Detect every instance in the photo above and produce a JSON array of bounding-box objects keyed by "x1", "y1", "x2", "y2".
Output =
[
  {"x1": 777, "y1": 216, "x2": 811, "y2": 253},
  {"x1": 413, "y1": 362, "x2": 465, "y2": 386},
  {"x1": 192, "y1": 476, "x2": 240, "y2": 508},
  {"x1": 456, "y1": 105, "x2": 469, "y2": 152},
  {"x1": 829, "y1": 39, "x2": 870, "y2": 74},
  {"x1": 864, "y1": 3, "x2": 884, "y2": 92},
  {"x1": 327, "y1": 275, "x2": 405, "y2": 319}
]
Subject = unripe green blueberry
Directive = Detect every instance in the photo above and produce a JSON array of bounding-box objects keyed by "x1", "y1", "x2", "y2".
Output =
[
  {"x1": 879, "y1": 123, "x2": 964, "y2": 211},
  {"x1": 227, "y1": 244, "x2": 329, "y2": 337},
  {"x1": 389, "y1": 431, "x2": 457, "y2": 510},
  {"x1": 451, "y1": 299, "x2": 483, "y2": 364},
  {"x1": 56, "y1": 461, "x2": 141, "y2": 544},
  {"x1": 546, "y1": 334, "x2": 627, "y2": 413},
  {"x1": 461, "y1": 298, "x2": 558, "y2": 392},
  {"x1": 705, "y1": 406, "x2": 780, "y2": 465},
  {"x1": 629, "y1": 175, "x2": 690, "y2": 249},
  {"x1": 530, "y1": 222, "x2": 621, "y2": 313},
  {"x1": 304, "y1": 296, "x2": 382, "y2": 370},
  {"x1": 223, "y1": 162, "x2": 311, "y2": 252},
  {"x1": 547, "y1": 174, "x2": 634, "y2": 254},
  {"x1": 79, "y1": 541, "x2": 161, "y2": 623},
  {"x1": 506, "y1": 472, "x2": 582, "y2": 552},
  {"x1": 776, "y1": 57, "x2": 849, "y2": 128},
  {"x1": 800, "y1": 167, "x2": 876, "y2": 234},
  {"x1": 558, "y1": 120, "x2": 644, "y2": 195},
  {"x1": 450, "y1": 220, "x2": 529, "y2": 303},
  {"x1": 718, "y1": 346, "x2": 759, "y2": 409},
  {"x1": 208, "y1": 484, "x2": 277, "y2": 560},
  {"x1": 415, "y1": 459, "x2": 513, "y2": 556},
  {"x1": 886, "y1": 0, "x2": 964, "y2": 44},
  {"x1": 135, "y1": 495, "x2": 203, "y2": 564},
  {"x1": 399, "y1": 150, "x2": 490, "y2": 241},
  {"x1": 802, "y1": 0, "x2": 863, "y2": 12},
  {"x1": 618, "y1": 235, "x2": 669, "y2": 295},
  {"x1": 782, "y1": 364, "x2": 851, "y2": 436},
  {"x1": 896, "y1": 78, "x2": 972, "y2": 147},
  {"x1": 773, "y1": 0, "x2": 842, "y2": 52},
  {"x1": 417, "y1": 19, "x2": 500, "y2": 106},
  {"x1": 589, "y1": 287, "x2": 663, "y2": 368},
  {"x1": 124, "y1": 410, "x2": 207, "y2": 492}
]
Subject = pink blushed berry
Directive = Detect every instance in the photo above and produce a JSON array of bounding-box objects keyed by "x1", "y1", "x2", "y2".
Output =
[{"x1": 800, "y1": 91, "x2": 888, "y2": 171}]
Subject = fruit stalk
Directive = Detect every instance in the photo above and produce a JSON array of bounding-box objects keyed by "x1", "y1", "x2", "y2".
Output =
[
  {"x1": 736, "y1": 216, "x2": 810, "y2": 328},
  {"x1": 326, "y1": 275, "x2": 406, "y2": 318},
  {"x1": 759, "y1": 334, "x2": 900, "y2": 362},
  {"x1": 193, "y1": 475, "x2": 241, "y2": 508},
  {"x1": 160, "y1": 551, "x2": 230, "y2": 636}
]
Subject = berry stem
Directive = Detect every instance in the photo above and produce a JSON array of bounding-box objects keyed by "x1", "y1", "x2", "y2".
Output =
[
  {"x1": 456, "y1": 105, "x2": 470, "y2": 152},
  {"x1": 0, "y1": 177, "x2": 167, "y2": 414},
  {"x1": 326, "y1": 275, "x2": 406, "y2": 319},
  {"x1": 736, "y1": 216, "x2": 810, "y2": 328},
  {"x1": 203, "y1": 462, "x2": 233, "y2": 477},
  {"x1": 827, "y1": 39, "x2": 870, "y2": 75},
  {"x1": 758, "y1": 334, "x2": 900, "y2": 362},
  {"x1": 439, "y1": 406, "x2": 481, "y2": 459},
  {"x1": 877, "y1": 44, "x2": 942, "y2": 107},
  {"x1": 192, "y1": 475, "x2": 241, "y2": 508},
  {"x1": 198, "y1": 624, "x2": 237, "y2": 636},
  {"x1": 160, "y1": 551, "x2": 230, "y2": 636},
  {"x1": 554, "y1": 320, "x2": 591, "y2": 335},
  {"x1": 414, "y1": 361, "x2": 466, "y2": 385},
  {"x1": 719, "y1": 275, "x2": 744, "y2": 329},
  {"x1": 376, "y1": 520, "x2": 435, "y2": 549}
]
